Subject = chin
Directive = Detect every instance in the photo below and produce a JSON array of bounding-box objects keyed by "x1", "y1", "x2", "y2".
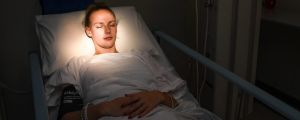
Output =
[{"x1": 102, "y1": 44, "x2": 115, "y2": 49}]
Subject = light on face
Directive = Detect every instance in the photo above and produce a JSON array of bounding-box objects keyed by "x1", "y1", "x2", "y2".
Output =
[{"x1": 58, "y1": 11, "x2": 149, "y2": 59}]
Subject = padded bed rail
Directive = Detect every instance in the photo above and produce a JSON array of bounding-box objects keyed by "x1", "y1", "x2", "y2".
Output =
[
  {"x1": 154, "y1": 31, "x2": 300, "y2": 120},
  {"x1": 29, "y1": 52, "x2": 48, "y2": 120}
]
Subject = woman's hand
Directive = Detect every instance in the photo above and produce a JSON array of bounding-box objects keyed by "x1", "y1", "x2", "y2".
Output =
[
  {"x1": 92, "y1": 96, "x2": 140, "y2": 118},
  {"x1": 124, "y1": 90, "x2": 165, "y2": 119},
  {"x1": 61, "y1": 91, "x2": 177, "y2": 120},
  {"x1": 61, "y1": 96, "x2": 140, "y2": 120}
]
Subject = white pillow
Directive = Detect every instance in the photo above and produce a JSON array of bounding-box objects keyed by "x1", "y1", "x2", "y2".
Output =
[{"x1": 35, "y1": 6, "x2": 168, "y2": 76}]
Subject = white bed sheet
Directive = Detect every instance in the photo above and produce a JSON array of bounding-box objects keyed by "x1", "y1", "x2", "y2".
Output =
[{"x1": 45, "y1": 50, "x2": 221, "y2": 120}]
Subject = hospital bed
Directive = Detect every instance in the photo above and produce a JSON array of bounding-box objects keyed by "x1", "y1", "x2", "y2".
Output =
[{"x1": 30, "y1": 6, "x2": 300, "y2": 120}]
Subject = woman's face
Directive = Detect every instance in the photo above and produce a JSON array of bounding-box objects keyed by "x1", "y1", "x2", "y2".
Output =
[{"x1": 85, "y1": 9, "x2": 117, "y2": 51}]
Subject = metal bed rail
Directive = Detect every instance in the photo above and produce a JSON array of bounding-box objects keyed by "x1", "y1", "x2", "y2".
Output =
[
  {"x1": 154, "y1": 31, "x2": 300, "y2": 120},
  {"x1": 30, "y1": 52, "x2": 49, "y2": 120}
]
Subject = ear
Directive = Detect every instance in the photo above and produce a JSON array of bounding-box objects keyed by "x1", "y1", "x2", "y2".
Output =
[{"x1": 85, "y1": 27, "x2": 92, "y2": 38}]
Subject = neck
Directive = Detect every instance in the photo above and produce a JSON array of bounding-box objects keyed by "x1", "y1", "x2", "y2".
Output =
[{"x1": 94, "y1": 46, "x2": 117, "y2": 55}]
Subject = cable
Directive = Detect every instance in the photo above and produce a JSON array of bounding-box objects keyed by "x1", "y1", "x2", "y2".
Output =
[
  {"x1": 0, "y1": 81, "x2": 31, "y2": 94},
  {"x1": 195, "y1": 0, "x2": 201, "y2": 102},
  {"x1": 198, "y1": 0, "x2": 210, "y2": 100}
]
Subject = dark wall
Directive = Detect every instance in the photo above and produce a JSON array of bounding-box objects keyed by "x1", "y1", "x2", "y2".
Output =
[
  {"x1": 257, "y1": 0, "x2": 300, "y2": 109},
  {"x1": 257, "y1": 20, "x2": 300, "y2": 103},
  {"x1": 0, "y1": 0, "x2": 41, "y2": 119}
]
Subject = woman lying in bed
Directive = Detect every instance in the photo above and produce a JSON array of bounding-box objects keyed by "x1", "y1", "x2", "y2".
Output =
[{"x1": 45, "y1": 2, "x2": 220, "y2": 120}]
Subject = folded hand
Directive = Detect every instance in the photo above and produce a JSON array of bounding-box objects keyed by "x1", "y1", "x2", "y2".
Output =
[
  {"x1": 124, "y1": 90, "x2": 164, "y2": 119},
  {"x1": 96, "y1": 96, "x2": 139, "y2": 117}
]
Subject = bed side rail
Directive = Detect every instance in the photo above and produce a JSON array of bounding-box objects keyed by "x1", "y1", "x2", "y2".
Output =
[
  {"x1": 154, "y1": 31, "x2": 300, "y2": 120},
  {"x1": 29, "y1": 52, "x2": 49, "y2": 120}
]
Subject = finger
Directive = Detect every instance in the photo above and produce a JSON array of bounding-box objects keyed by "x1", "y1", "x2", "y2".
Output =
[
  {"x1": 125, "y1": 91, "x2": 147, "y2": 97},
  {"x1": 129, "y1": 104, "x2": 147, "y2": 118},
  {"x1": 138, "y1": 106, "x2": 154, "y2": 118},
  {"x1": 123, "y1": 100, "x2": 143, "y2": 115}
]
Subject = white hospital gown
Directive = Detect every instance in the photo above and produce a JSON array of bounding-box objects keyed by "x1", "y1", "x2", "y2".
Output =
[{"x1": 45, "y1": 50, "x2": 221, "y2": 120}]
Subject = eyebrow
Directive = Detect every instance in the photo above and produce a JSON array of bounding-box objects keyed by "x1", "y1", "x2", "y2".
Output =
[
  {"x1": 96, "y1": 20, "x2": 116, "y2": 23},
  {"x1": 93, "y1": 20, "x2": 116, "y2": 25}
]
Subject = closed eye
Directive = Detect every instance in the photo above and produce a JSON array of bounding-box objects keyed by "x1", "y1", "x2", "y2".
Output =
[
  {"x1": 109, "y1": 21, "x2": 117, "y2": 27},
  {"x1": 94, "y1": 23, "x2": 104, "y2": 29}
]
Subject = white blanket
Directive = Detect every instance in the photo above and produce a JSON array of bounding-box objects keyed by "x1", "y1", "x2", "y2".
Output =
[{"x1": 45, "y1": 50, "x2": 221, "y2": 120}]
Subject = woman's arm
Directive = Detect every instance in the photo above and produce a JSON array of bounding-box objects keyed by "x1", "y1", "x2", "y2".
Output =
[
  {"x1": 160, "y1": 91, "x2": 179, "y2": 108},
  {"x1": 124, "y1": 90, "x2": 178, "y2": 119},
  {"x1": 61, "y1": 96, "x2": 139, "y2": 120}
]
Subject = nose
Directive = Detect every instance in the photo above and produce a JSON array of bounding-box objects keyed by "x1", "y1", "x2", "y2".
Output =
[{"x1": 104, "y1": 26, "x2": 111, "y2": 34}]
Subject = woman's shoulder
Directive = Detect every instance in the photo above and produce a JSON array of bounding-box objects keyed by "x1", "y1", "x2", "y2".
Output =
[{"x1": 67, "y1": 55, "x2": 93, "y2": 67}]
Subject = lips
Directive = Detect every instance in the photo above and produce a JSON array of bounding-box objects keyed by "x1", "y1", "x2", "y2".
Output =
[{"x1": 104, "y1": 36, "x2": 113, "y2": 40}]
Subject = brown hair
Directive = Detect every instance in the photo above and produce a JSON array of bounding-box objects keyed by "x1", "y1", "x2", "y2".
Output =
[{"x1": 83, "y1": 2, "x2": 116, "y2": 27}]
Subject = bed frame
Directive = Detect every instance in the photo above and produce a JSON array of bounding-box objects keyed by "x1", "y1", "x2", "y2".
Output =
[
  {"x1": 153, "y1": 31, "x2": 300, "y2": 120},
  {"x1": 30, "y1": 31, "x2": 300, "y2": 120},
  {"x1": 30, "y1": 52, "x2": 48, "y2": 120}
]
